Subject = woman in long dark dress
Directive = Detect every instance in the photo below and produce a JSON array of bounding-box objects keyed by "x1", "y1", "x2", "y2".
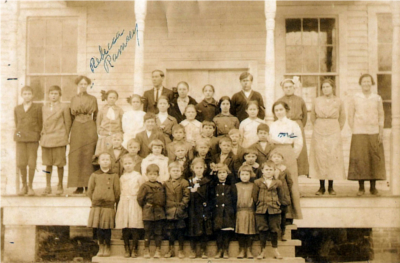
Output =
[{"x1": 68, "y1": 76, "x2": 98, "y2": 194}]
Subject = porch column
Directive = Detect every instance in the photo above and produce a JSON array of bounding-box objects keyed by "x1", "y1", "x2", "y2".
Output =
[
  {"x1": 134, "y1": 0, "x2": 147, "y2": 96},
  {"x1": 391, "y1": 1, "x2": 400, "y2": 195},
  {"x1": 264, "y1": 0, "x2": 277, "y2": 123}
]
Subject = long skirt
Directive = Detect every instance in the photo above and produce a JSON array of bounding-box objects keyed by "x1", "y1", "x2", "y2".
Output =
[
  {"x1": 348, "y1": 134, "x2": 386, "y2": 181},
  {"x1": 309, "y1": 119, "x2": 346, "y2": 180},
  {"x1": 115, "y1": 196, "x2": 144, "y2": 229},
  {"x1": 88, "y1": 206, "x2": 115, "y2": 229},
  {"x1": 68, "y1": 120, "x2": 98, "y2": 187},
  {"x1": 295, "y1": 120, "x2": 309, "y2": 176},
  {"x1": 270, "y1": 144, "x2": 303, "y2": 219}
]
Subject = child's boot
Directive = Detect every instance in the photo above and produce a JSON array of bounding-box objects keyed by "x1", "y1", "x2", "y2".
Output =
[
  {"x1": 178, "y1": 249, "x2": 185, "y2": 259},
  {"x1": 103, "y1": 245, "x2": 111, "y2": 257},
  {"x1": 164, "y1": 245, "x2": 174, "y2": 258},
  {"x1": 273, "y1": 248, "x2": 283, "y2": 259},
  {"x1": 370, "y1": 180, "x2": 380, "y2": 196},
  {"x1": 315, "y1": 180, "x2": 326, "y2": 195},
  {"x1": 281, "y1": 230, "x2": 287, "y2": 241},
  {"x1": 247, "y1": 247, "x2": 254, "y2": 259},
  {"x1": 237, "y1": 248, "x2": 245, "y2": 259},
  {"x1": 153, "y1": 247, "x2": 161, "y2": 258},
  {"x1": 96, "y1": 242, "x2": 104, "y2": 257},
  {"x1": 257, "y1": 248, "x2": 265, "y2": 260},
  {"x1": 143, "y1": 247, "x2": 150, "y2": 258},
  {"x1": 223, "y1": 249, "x2": 229, "y2": 259},
  {"x1": 201, "y1": 249, "x2": 207, "y2": 259},
  {"x1": 215, "y1": 249, "x2": 223, "y2": 259},
  {"x1": 189, "y1": 249, "x2": 196, "y2": 259},
  {"x1": 131, "y1": 249, "x2": 137, "y2": 258},
  {"x1": 357, "y1": 180, "x2": 365, "y2": 196},
  {"x1": 124, "y1": 245, "x2": 130, "y2": 258}
]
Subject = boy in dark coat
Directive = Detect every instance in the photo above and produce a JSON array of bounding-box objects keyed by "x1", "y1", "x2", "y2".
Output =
[
  {"x1": 14, "y1": 86, "x2": 42, "y2": 196},
  {"x1": 211, "y1": 137, "x2": 238, "y2": 184},
  {"x1": 166, "y1": 124, "x2": 194, "y2": 161},
  {"x1": 163, "y1": 162, "x2": 190, "y2": 258},
  {"x1": 137, "y1": 164, "x2": 166, "y2": 258},
  {"x1": 170, "y1": 142, "x2": 191, "y2": 180},
  {"x1": 212, "y1": 164, "x2": 238, "y2": 259},
  {"x1": 249, "y1": 124, "x2": 274, "y2": 165},
  {"x1": 187, "y1": 158, "x2": 214, "y2": 259}
]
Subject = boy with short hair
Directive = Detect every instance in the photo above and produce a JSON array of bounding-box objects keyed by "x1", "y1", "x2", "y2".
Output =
[
  {"x1": 241, "y1": 148, "x2": 262, "y2": 181},
  {"x1": 109, "y1": 133, "x2": 128, "y2": 176},
  {"x1": 137, "y1": 164, "x2": 166, "y2": 258},
  {"x1": 171, "y1": 142, "x2": 191, "y2": 179},
  {"x1": 136, "y1": 112, "x2": 166, "y2": 158},
  {"x1": 196, "y1": 121, "x2": 219, "y2": 155},
  {"x1": 211, "y1": 137, "x2": 237, "y2": 184},
  {"x1": 193, "y1": 138, "x2": 213, "y2": 178},
  {"x1": 229, "y1": 129, "x2": 245, "y2": 174},
  {"x1": 14, "y1": 86, "x2": 43, "y2": 196},
  {"x1": 163, "y1": 162, "x2": 190, "y2": 258},
  {"x1": 40, "y1": 85, "x2": 72, "y2": 195},
  {"x1": 167, "y1": 124, "x2": 194, "y2": 161},
  {"x1": 249, "y1": 124, "x2": 274, "y2": 165}
]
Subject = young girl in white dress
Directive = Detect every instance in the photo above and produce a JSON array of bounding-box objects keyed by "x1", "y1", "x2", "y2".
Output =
[
  {"x1": 115, "y1": 154, "x2": 146, "y2": 258},
  {"x1": 180, "y1": 104, "x2": 202, "y2": 147},
  {"x1": 141, "y1": 139, "x2": 169, "y2": 182},
  {"x1": 239, "y1": 101, "x2": 265, "y2": 148},
  {"x1": 122, "y1": 94, "x2": 146, "y2": 148}
]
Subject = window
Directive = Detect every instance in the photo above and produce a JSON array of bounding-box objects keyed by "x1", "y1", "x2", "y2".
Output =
[
  {"x1": 285, "y1": 18, "x2": 337, "y2": 109},
  {"x1": 27, "y1": 17, "x2": 78, "y2": 102},
  {"x1": 377, "y1": 14, "x2": 392, "y2": 128}
]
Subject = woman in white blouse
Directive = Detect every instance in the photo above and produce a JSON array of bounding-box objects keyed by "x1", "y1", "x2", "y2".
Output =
[
  {"x1": 269, "y1": 101, "x2": 303, "y2": 220},
  {"x1": 348, "y1": 74, "x2": 386, "y2": 196}
]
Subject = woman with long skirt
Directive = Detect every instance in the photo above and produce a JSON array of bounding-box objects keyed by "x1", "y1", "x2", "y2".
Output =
[
  {"x1": 68, "y1": 76, "x2": 98, "y2": 194},
  {"x1": 269, "y1": 101, "x2": 303, "y2": 220}
]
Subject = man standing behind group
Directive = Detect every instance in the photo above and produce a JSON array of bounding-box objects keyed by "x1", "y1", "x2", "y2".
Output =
[
  {"x1": 143, "y1": 70, "x2": 173, "y2": 114},
  {"x1": 230, "y1": 72, "x2": 266, "y2": 122}
]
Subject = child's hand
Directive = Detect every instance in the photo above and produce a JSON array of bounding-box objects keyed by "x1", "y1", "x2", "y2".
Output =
[{"x1": 190, "y1": 187, "x2": 197, "y2": 193}]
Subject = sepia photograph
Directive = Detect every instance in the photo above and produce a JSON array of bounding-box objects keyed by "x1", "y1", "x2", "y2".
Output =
[{"x1": 1, "y1": 0, "x2": 399, "y2": 262}]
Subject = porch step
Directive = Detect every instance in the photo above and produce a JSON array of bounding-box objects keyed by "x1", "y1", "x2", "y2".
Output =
[{"x1": 92, "y1": 256, "x2": 305, "y2": 263}]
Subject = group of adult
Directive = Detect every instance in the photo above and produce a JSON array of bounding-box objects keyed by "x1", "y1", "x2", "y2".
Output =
[{"x1": 67, "y1": 71, "x2": 386, "y2": 196}]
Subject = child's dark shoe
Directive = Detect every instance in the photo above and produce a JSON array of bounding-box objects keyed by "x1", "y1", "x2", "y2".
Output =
[
  {"x1": 370, "y1": 188, "x2": 381, "y2": 196},
  {"x1": 247, "y1": 247, "x2": 253, "y2": 259},
  {"x1": 328, "y1": 188, "x2": 336, "y2": 195},
  {"x1": 357, "y1": 189, "x2": 365, "y2": 196},
  {"x1": 103, "y1": 245, "x2": 111, "y2": 257},
  {"x1": 143, "y1": 248, "x2": 150, "y2": 258},
  {"x1": 273, "y1": 248, "x2": 283, "y2": 259},
  {"x1": 215, "y1": 249, "x2": 223, "y2": 259},
  {"x1": 237, "y1": 248, "x2": 245, "y2": 258},
  {"x1": 315, "y1": 187, "x2": 325, "y2": 195},
  {"x1": 153, "y1": 248, "x2": 161, "y2": 258}
]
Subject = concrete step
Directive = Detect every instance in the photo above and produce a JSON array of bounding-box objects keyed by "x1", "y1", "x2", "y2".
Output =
[
  {"x1": 105, "y1": 239, "x2": 301, "y2": 258},
  {"x1": 92, "y1": 255, "x2": 305, "y2": 263}
]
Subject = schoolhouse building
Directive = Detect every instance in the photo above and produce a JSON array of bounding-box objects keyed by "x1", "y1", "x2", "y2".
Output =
[{"x1": 1, "y1": 0, "x2": 400, "y2": 262}]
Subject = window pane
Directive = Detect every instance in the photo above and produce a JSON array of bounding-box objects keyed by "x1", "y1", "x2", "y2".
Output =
[
  {"x1": 383, "y1": 102, "x2": 392, "y2": 128},
  {"x1": 63, "y1": 19, "x2": 78, "y2": 47},
  {"x1": 62, "y1": 46, "x2": 77, "y2": 73},
  {"x1": 320, "y1": 46, "x2": 336, "y2": 72},
  {"x1": 62, "y1": 76, "x2": 77, "y2": 101},
  {"x1": 286, "y1": 19, "x2": 302, "y2": 45},
  {"x1": 28, "y1": 47, "x2": 45, "y2": 73},
  {"x1": 377, "y1": 74, "x2": 391, "y2": 101},
  {"x1": 303, "y1": 46, "x2": 319, "y2": 73},
  {"x1": 286, "y1": 46, "x2": 302, "y2": 73},
  {"x1": 30, "y1": 77, "x2": 45, "y2": 101},
  {"x1": 45, "y1": 47, "x2": 61, "y2": 73},
  {"x1": 303, "y1": 18, "x2": 318, "y2": 45},
  {"x1": 28, "y1": 20, "x2": 46, "y2": 47},
  {"x1": 378, "y1": 14, "x2": 393, "y2": 44},
  {"x1": 46, "y1": 20, "x2": 62, "y2": 46},
  {"x1": 320, "y1": 18, "x2": 336, "y2": 45},
  {"x1": 378, "y1": 44, "x2": 392, "y2": 71}
]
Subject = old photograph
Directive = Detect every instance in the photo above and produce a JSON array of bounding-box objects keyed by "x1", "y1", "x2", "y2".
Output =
[{"x1": 1, "y1": 0, "x2": 400, "y2": 262}]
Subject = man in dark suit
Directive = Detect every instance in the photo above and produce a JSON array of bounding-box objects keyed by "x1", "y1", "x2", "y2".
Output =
[
  {"x1": 230, "y1": 72, "x2": 266, "y2": 122},
  {"x1": 143, "y1": 70, "x2": 173, "y2": 113}
]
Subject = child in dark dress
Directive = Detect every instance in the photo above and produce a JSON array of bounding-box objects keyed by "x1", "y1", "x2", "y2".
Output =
[
  {"x1": 212, "y1": 163, "x2": 237, "y2": 259},
  {"x1": 187, "y1": 158, "x2": 213, "y2": 259}
]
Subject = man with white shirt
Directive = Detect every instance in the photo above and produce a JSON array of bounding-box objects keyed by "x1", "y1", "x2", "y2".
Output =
[
  {"x1": 230, "y1": 72, "x2": 266, "y2": 122},
  {"x1": 143, "y1": 70, "x2": 173, "y2": 114}
]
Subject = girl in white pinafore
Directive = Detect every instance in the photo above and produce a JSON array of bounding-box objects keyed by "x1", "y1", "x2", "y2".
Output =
[{"x1": 116, "y1": 154, "x2": 146, "y2": 258}]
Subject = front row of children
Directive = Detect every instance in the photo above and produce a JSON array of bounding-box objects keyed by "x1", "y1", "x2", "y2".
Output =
[{"x1": 87, "y1": 145, "x2": 293, "y2": 260}]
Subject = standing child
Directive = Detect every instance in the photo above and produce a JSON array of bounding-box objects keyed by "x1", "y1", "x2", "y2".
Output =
[
  {"x1": 180, "y1": 105, "x2": 202, "y2": 146},
  {"x1": 166, "y1": 124, "x2": 194, "y2": 161},
  {"x1": 137, "y1": 164, "x2": 166, "y2": 258},
  {"x1": 212, "y1": 164, "x2": 237, "y2": 259},
  {"x1": 121, "y1": 138, "x2": 142, "y2": 173},
  {"x1": 195, "y1": 84, "x2": 220, "y2": 122},
  {"x1": 194, "y1": 138, "x2": 213, "y2": 178},
  {"x1": 187, "y1": 158, "x2": 213, "y2": 259},
  {"x1": 241, "y1": 149, "x2": 261, "y2": 182},
  {"x1": 249, "y1": 124, "x2": 274, "y2": 165},
  {"x1": 213, "y1": 96, "x2": 240, "y2": 137},
  {"x1": 269, "y1": 152, "x2": 293, "y2": 241},
  {"x1": 235, "y1": 165, "x2": 257, "y2": 259},
  {"x1": 87, "y1": 152, "x2": 120, "y2": 257},
  {"x1": 108, "y1": 133, "x2": 128, "y2": 176},
  {"x1": 40, "y1": 85, "x2": 72, "y2": 195},
  {"x1": 171, "y1": 142, "x2": 191, "y2": 180},
  {"x1": 136, "y1": 112, "x2": 166, "y2": 158},
  {"x1": 141, "y1": 139, "x2": 169, "y2": 182},
  {"x1": 211, "y1": 137, "x2": 237, "y2": 184},
  {"x1": 239, "y1": 101, "x2": 265, "y2": 148},
  {"x1": 156, "y1": 95, "x2": 178, "y2": 143},
  {"x1": 122, "y1": 94, "x2": 146, "y2": 148},
  {"x1": 115, "y1": 155, "x2": 146, "y2": 258},
  {"x1": 96, "y1": 90, "x2": 124, "y2": 156},
  {"x1": 252, "y1": 160, "x2": 283, "y2": 259},
  {"x1": 196, "y1": 121, "x2": 219, "y2": 155},
  {"x1": 163, "y1": 162, "x2": 190, "y2": 258}
]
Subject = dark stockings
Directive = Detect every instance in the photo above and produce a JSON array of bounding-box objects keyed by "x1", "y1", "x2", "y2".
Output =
[
  {"x1": 166, "y1": 228, "x2": 185, "y2": 250},
  {"x1": 97, "y1": 228, "x2": 111, "y2": 246},
  {"x1": 190, "y1": 235, "x2": 208, "y2": 251},
  {"x1": 238, "y1": 234, "x2": 253, "y2": 250},
  {"x1": 216, "y1": 230, "x2": 233, "y2": 251},
  {"x1": 122, "y1": 228, "x2": 140, "y2": 250},
  {"x1": 260, "y1": 231, "x2": 278, "y2": 248}
]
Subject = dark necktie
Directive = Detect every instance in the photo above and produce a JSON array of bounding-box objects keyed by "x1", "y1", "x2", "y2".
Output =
[{"x1": 155, "y1": 87, "x2": 159, "y2": 103}]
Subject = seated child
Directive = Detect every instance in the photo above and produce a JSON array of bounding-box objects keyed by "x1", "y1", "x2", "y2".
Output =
[
  {"x1": 187, "y1": 158, "x2": 213, "y2": 259},
  {"x1": 163, "y1": 162, "x2": 190, "y2": 258},
  {"x1": 241, "y1": 148, "x2": 261, "y2": 181},
  {"x1": 87, "y1": 152, "x2": 120, "y2": 257},
  {"x1": 121, "y1": 138, "x2": 142, "y2": 173},
  {"x1": 156, "y1": 95, "x2": 178, "y2": 143},
  {"x1": 212, "y1": 163, "x2": 237, "y2": 259},
  {"x1": 115, "y1": 155, "x2": 146, "y2": 258},
  {"x1": 252, "y1": 160, "x2": 283, "y2": 259},
  {"x1": 167, "y1": 124, "x2": 194, "y2": 161},
  {"x1": 141, "y1": 139, "x2": 169, "y2": 183},
  {"x1": 137, "y1": 164, "x2": 166, "y2": 258},
  {"x1": 239, "y1": 101, "x2": 265, "y2": 148},
  {"x1": 171, "y1": 142, "x2": 191, "y2": 180},
  {"x1": 235, "y1": 165, "x2": 257, "y2": 259},
  {"x1": 136, "y1": 112, "x2": 166, "y2": 158},
  {"x1": 211, "y1": 137, "x2": 236, "y2": 184},
  {"x1": 249, "y1": 123, "x2": 274, "y2": 165},
  {"x1": 270, "y1": 152, "x2": 293, "y2": 241},
  {"x1": 180, "y1": 104, "x2": 202, "y2": 146},
  {"x1": 195, "y1": 121, "x2": 219, "y2": 155}
]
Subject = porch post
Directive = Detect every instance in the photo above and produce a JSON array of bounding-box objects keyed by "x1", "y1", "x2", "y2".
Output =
[
  {"x1": 264, "y1": 0, "x2": 277, "y2": 123},
  {"x1": 134, "y1": 0, "x2": 147, "y2": 96},
  {"x1": 391, "y1": 1, "x2": 400, "y2": 195}
]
